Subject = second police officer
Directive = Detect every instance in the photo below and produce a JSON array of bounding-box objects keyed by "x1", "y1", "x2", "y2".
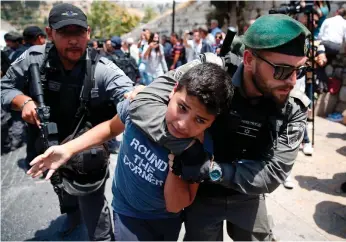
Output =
[{"x1": 1, "y1": 3, "x2": 134, "y2": 240}]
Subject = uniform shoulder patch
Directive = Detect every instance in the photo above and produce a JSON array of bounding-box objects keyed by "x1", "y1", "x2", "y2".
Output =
[{"x1": 287, "y1": 122, "x2": 305, "y2": 149}]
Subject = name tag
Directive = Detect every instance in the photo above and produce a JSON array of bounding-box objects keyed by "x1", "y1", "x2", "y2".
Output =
[
  {"x1": 236, "y1": 120, "x2": 262, "y2": 138},
  {"x1": 47, "y1": 81, "x2": 61, "y2": 92}
]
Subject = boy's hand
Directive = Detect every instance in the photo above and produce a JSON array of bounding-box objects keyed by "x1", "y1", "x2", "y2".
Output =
[{"x1": 27, "y1": 145, "x2": 72, "y2": 180}]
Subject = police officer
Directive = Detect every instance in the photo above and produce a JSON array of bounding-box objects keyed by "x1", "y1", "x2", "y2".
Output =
[
  {"x1": 3, "y1": 32, "x2": 23, "y2": 61},
  {"x1": 2, "y1": 26, "x2": 47, "y2": 155},
  {"x1": 1, "y1": 3, "x2": 133, "y2": 240},
  {"x1": 127, "y1": 14, "x2": 311, "y2": 241},
  {"x1": 10, "y1": 26, "x2": 47, "y2": 63}
]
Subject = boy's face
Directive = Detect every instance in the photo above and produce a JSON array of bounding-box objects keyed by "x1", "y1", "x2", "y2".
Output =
[{"x1": 166, "y1": 86, "x2": 216, "y2": 139}]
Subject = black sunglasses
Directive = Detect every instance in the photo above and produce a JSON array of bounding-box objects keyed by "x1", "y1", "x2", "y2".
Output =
[{"x1": 252, "y1": 51, "x2": 307, "y2": 80}]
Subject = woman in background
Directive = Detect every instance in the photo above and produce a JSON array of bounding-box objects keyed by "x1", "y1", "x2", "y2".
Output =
[{"x1": 142, "y1": 33, "x2": 168, "y2": 85}]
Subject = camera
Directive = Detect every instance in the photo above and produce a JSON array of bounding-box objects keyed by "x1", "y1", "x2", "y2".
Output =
[{"x1": 269, "y1": 1, "x2": 314, "y2": 14}]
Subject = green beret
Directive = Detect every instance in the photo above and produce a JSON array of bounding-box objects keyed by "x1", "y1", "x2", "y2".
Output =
[{"x1": 242, "y1": 14, "x2": 311, "y2": 56}]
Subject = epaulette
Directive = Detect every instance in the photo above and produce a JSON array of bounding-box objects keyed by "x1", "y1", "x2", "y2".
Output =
[
  {"x1": 27, "y1": 44, "x2": 47, "y2": 56},
  {"x1": 289, "y1": 89, "x2": 311, "y2": 108}
]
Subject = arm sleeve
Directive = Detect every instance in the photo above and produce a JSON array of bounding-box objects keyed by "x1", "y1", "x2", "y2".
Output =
[
  {"x1": 218, "y1": 102, "x2": 308, "y2": 195},
  {"x1": 95, "y1": 57, "x2": 134, "y2": 106},
  {"x1": 117, "y1": 99, "x2": 130, "y2": 124},
  {"x1": 1, "y1": 49, "x2": 43, "y2": 111}
]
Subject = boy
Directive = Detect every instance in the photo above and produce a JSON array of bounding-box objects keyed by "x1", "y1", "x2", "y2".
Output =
[{"x1": 27, "y1": 63, "x2": 233, "y2": 240}]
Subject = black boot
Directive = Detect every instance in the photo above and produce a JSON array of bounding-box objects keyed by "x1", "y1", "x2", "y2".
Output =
[{"x1": 59, "y1": 210, "x2": 82, "y2": 237}]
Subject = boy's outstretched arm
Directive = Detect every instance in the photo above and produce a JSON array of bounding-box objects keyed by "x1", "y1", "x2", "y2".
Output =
[{"x1": 27, "y1": 113, "x2": 125, "y2": 179}]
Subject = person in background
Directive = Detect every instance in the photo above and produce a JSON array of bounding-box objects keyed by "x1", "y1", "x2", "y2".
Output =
[
  {"x1": 318, "y1": 7, "x2": 346, "y2": 59},
  {"x1": 210, "y1": 19, "x2": 223, "y2": 37},
  {"x1": 11, "y1": 26, "x2": 46, "y2": 62},
  {"x1": 199, "y1": 25, "x2": 215, "y2": 46},
  {"x1": 213, "y1": 32, "x2": 223, "y2": 55},
  {"x1": 121, "y1": 40, "x2": 129, "y2": 55},
  {"x1": 313, "y1": 0, "x2": 330, "y2": 38},
  {"x1": 142, "y1": 32, "x2": 168, "y2": 85},
  {"x1": 184, "y1": 29, "x2": 213, "y2": 61},
  {"x1": 138, "y1": 29, "x2": 151, "y2": 85},
  {"x1": 161, "y1": 35, "x2": 172, "y2": 67},
  {"x1": 127, "y1": 37, "x2": 140, "y2": 64},
  {"x1": 88, "y1": 39, "x2": 98, "y2": 50},
  {"x1": 4, "y1": 32, "x2": 23, "y2": 62},
  {"x1": 23, "y1": 26, "x2": 46, "y2": 46},
  {"x1": 103, "y1": 39, "x2": 113, "y2": 57},
  {"x1": 169, "y1": 32, "x2": 185, "y2": 70}
]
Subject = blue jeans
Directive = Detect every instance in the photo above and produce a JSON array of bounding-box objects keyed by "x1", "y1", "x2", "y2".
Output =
[
  {"x1": 303, "y1": 127, "x2": 310, "y2": 144},
  {"x1": 113, "y1": 211, "x2": 182, "y2": 241}
]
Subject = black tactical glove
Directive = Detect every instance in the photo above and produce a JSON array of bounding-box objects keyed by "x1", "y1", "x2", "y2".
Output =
[{"x1": 171, "y1": 139, "x2": 212, "y2": 183}]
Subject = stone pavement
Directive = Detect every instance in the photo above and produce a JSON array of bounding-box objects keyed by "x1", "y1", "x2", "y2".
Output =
[{"x1": 1, "y1": 117, "x2": 345, "y2": 241}]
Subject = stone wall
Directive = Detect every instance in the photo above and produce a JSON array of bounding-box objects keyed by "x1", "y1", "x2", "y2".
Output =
[{"x1": 122, "y1": 0, "x2": 289, "y2": 40}]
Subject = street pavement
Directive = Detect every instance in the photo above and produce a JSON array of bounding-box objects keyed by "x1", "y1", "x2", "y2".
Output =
[{"x1": 1, "y1": 117, "x2": 345, "y2": 241}]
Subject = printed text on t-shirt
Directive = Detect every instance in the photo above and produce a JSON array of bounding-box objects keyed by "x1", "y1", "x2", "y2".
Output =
[{"x1": 123, "y1": 138, "x2": 168, "y2": 187}]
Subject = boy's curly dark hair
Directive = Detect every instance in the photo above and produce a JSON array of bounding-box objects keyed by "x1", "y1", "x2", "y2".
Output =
[{"x1": 176, "y1": 63, "x2": 234, "y2": 115}]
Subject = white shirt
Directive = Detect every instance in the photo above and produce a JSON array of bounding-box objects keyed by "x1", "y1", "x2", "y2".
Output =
[
  {"x1": 186, "y1": 40, "x2": 202, "y2": 62},
  {"x1": 129, "y1": 45, "x2": 139, "y2": 64},
  {"x1": 318, "y1": 15, "x2": 346, "y2": 45},
  {"x1": 142, "y1": 44, "x2": 168, "y2": 78}
]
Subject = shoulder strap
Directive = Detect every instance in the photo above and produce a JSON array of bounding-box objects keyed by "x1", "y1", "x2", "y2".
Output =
[
  {"x1": 72, "y1": 48, "x2": 101, "y2": 138},
  {"x1": 39, "y1": 43, "x2": 54, "y2": 74}
]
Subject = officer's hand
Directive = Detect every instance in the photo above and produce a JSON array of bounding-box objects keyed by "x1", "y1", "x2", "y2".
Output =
[
  {"x1": 124, "y1": 85, "x2": 146, "y2": 100},
  {"x1": 169, "y1": 152, "x2": 210, "y2": 183},
  {"x1": 27, "y1": 145, "x2": 72, "y2": 180},
  {"x1": 180, "y1": 160, "x2": 210, "y2": 183},
  {"x1": 21, "y1": 100, "x2": 40, "y2": 127}
]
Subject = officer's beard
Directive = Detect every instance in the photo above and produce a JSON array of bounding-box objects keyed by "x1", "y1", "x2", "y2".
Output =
[{"x1": 252, "y1": 73, "x2": 292, "y2": 107}]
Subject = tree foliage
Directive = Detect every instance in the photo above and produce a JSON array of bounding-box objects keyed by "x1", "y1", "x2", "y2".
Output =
[
  {"x1": 142, "y1": 7, "x2": 158, "y2": 24},
  {"x1": 1, "y1": 1, "x2": 43, "y2": 30},
  {"x1": 87, "y1": 1, "x2": 141, "y2": 39}
]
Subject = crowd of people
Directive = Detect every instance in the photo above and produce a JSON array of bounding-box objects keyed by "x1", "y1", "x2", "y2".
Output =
[
  {"x1": 1, "y1": 1, "x2": 345, "y2": 241},
  {"x1": 85, "y1": 18, "x2": 228, "y2": 87}
]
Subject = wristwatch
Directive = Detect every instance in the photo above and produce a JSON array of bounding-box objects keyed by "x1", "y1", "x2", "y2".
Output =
[{"x1": 209, "y1": 159, "x2": 223, "y2": 182}]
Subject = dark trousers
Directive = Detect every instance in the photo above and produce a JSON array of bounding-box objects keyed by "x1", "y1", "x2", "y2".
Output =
[
  {"x1": 183, "y1": 194, "x2": 273, "y2": 241},
  {"x1": 63, "y1": 182, "x2": 114, "y2": 241},
  {"x1": 113, "y1": 211, "x2": 182, "y2": 241}
]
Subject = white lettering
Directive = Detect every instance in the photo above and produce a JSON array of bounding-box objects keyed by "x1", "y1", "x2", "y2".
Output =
[
  {"x1": 138, "y1": 144, "x2": 147, "y2": 154},
  {"x1": 130, "y1": 138, "x2": 140, "y2": 149},
  {"x1": 158, "y1": 161, "x2": 168, "y2": 171}
]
